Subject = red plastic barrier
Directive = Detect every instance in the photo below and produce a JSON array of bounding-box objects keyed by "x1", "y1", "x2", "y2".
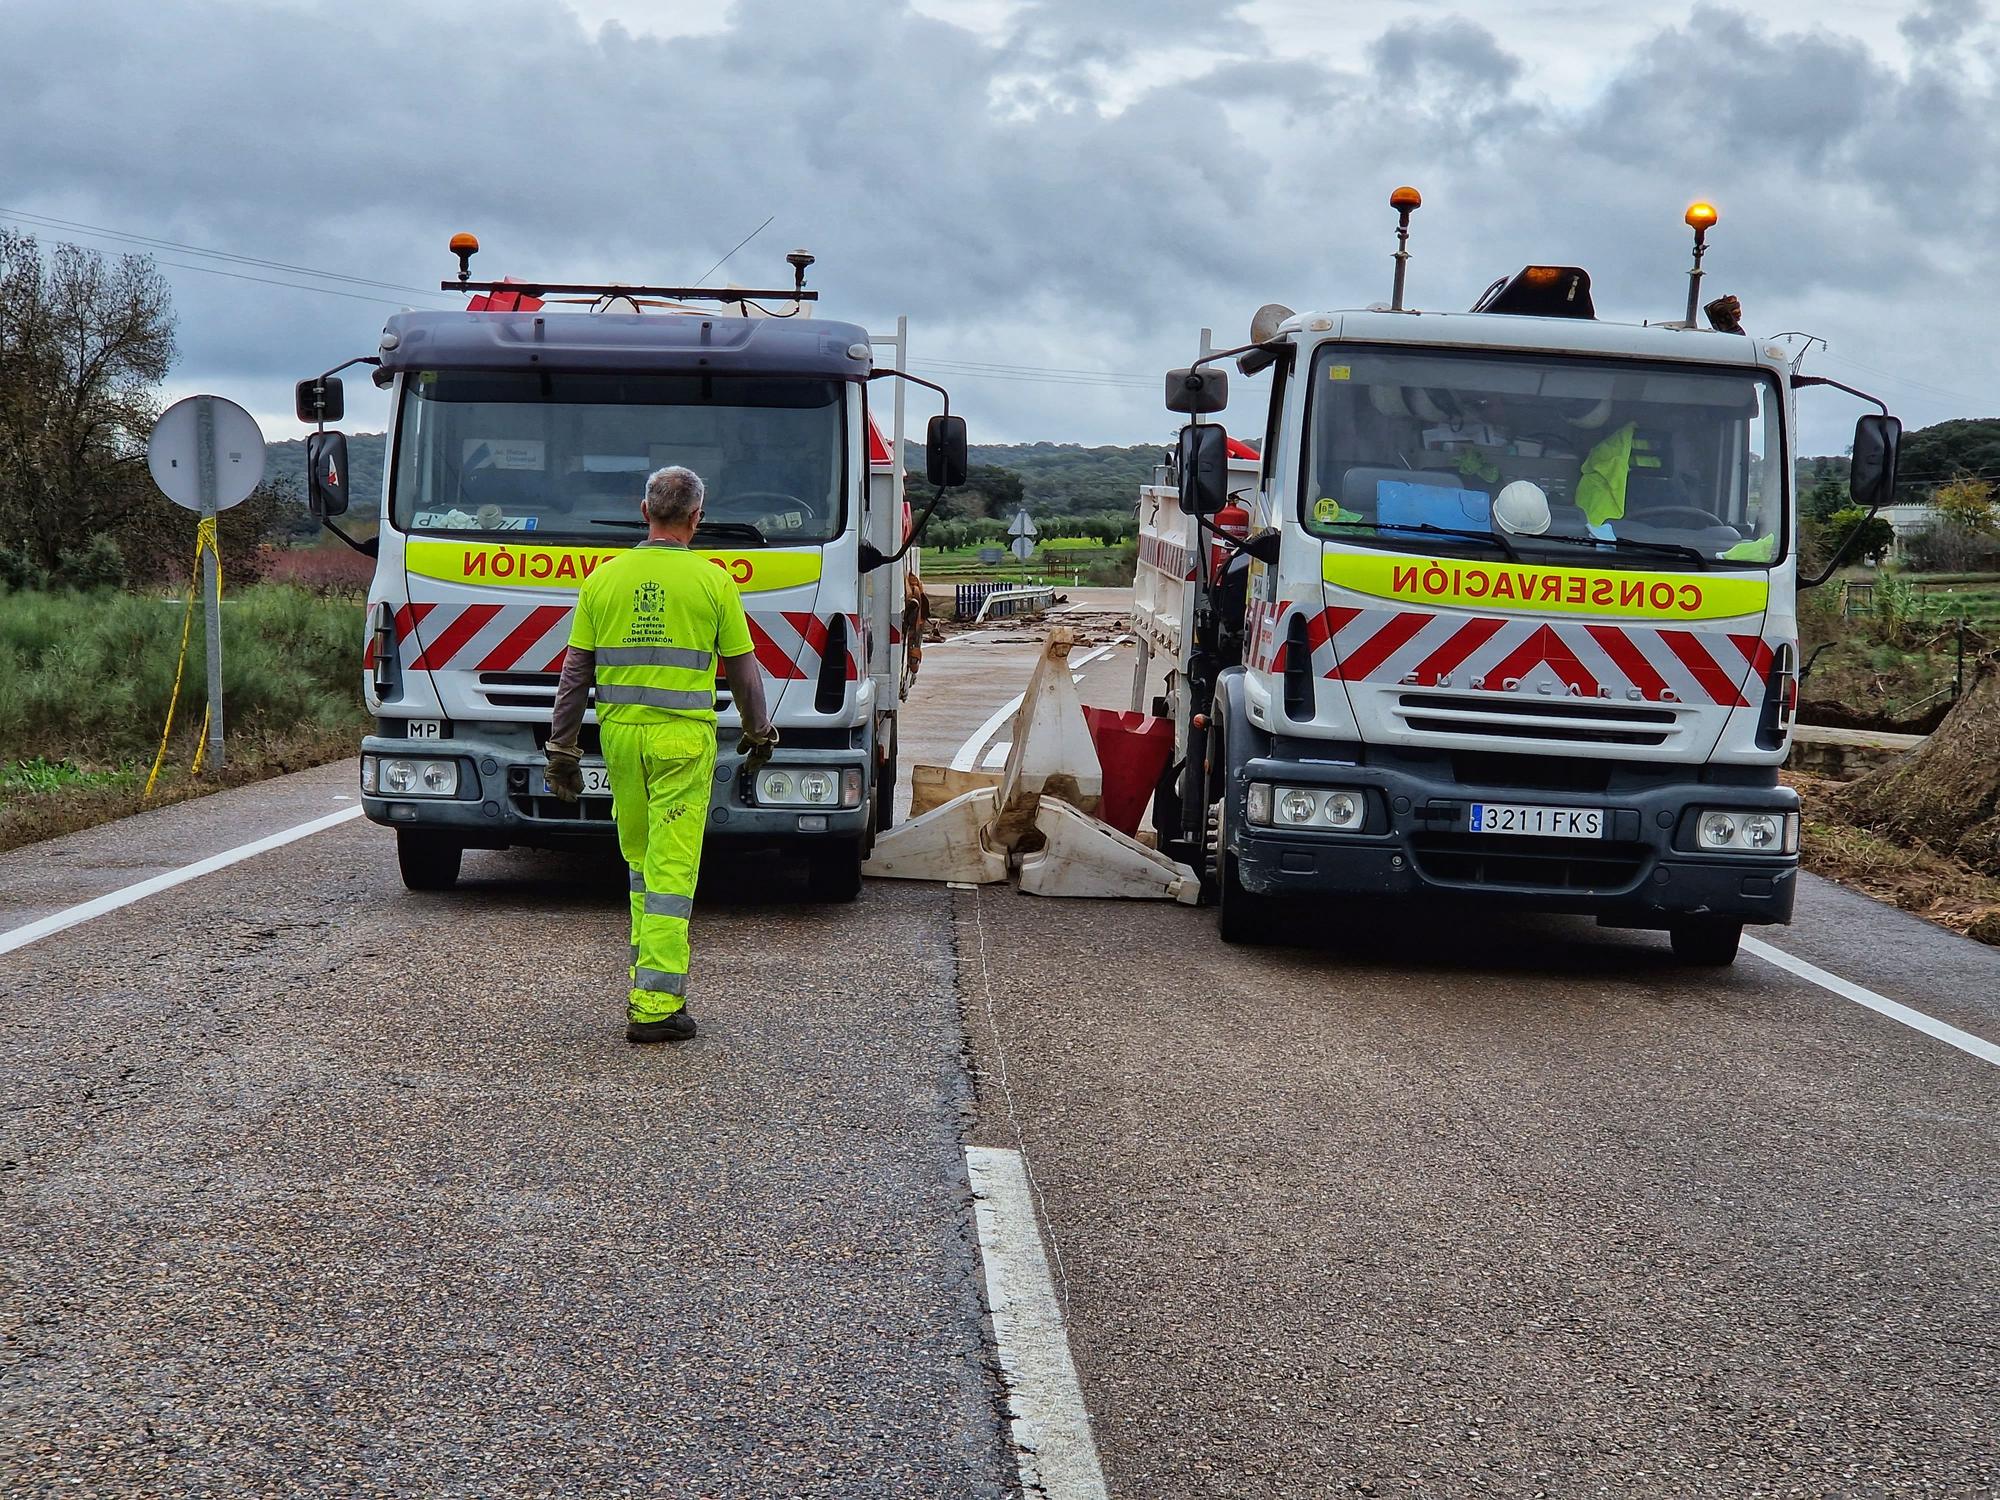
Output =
[{"x1": 1080, "y1": 706, "x2": 1175, "y2": 837}]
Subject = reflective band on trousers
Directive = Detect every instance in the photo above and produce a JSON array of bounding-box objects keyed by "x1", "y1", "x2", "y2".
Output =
[
  {"x1": 644, "y1": 891, "x2": 694, "y2": 920},
  {"x1": 596, "y1": 683, "x2": 712, "y2": 710},
  {"x1": 597, "y1": 645, "x2": 714, "y2": 671},
  {"x1": 634, "y1": 967, "x2": 688, "y2": 995}
]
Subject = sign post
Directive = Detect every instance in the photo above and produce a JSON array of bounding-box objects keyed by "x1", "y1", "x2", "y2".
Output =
[
  {"x1": 147, "y1": 395, "x2": 266, "y2": 772},
  {"x1": 1007, "y1": 508, "x2": 1038, "y2": 579}
]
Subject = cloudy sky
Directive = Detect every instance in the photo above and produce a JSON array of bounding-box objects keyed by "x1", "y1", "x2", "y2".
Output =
[{"x1": 4, "y1": 0, "x2": 1995, "y2": 454}]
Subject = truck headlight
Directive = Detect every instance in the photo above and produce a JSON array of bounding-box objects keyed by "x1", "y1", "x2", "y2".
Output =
[
  {"x1": 366, "y1": 755, "x2": 458, "y2": 797},
  {"x1": 755, "y1": 766, "x2": 864, "y2": 808},
  {"x1": 1246, "y1": 783, "x2": 1365, "y2": 830},
  {"x1": 1695, "y1": 807, "x2": 1796, "y2": 854}
]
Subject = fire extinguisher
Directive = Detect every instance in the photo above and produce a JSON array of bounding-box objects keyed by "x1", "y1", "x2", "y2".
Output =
[{"x1": 1209, "y1": 499, "x2": 1250, "y2": 584}]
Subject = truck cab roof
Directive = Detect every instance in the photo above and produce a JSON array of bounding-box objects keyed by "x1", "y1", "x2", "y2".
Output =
[
  {"x1": 374, "y1": 309, "x2": 876, "y2": 381},
  {"x1": 1282, "y1": 308, "x2": 1792, "y2": 378}
]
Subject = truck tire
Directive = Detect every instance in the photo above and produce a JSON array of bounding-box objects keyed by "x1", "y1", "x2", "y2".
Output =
[
  {"x1": 1669, "y1": 915, "x2": 1742, "y2": 966},
  {"x1": 805, "y1": 836, "x2": 864, "y2": 903},
  {"x1": 397, "y1": 830, "x2": 463, "y2": 891},
  {"x1": 1216, "y1": 850, "x2": 1280, "y2": 946}
]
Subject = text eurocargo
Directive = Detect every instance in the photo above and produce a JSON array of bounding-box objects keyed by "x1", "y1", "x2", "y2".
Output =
[
  {"x1": 406, "y1": 540, "x2": 824, "y2": 594},
  {"x1": 1323, "y1": 551, "x2": 1769, "y2": 620}
]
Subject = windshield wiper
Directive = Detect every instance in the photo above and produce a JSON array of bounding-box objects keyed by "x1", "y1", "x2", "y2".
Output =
[
  {"x1": 693, "y1": 520, "x2": 767, "y2": 545},
  {"x1": 1324, "y1": 519, "x2": 1521, "y2": 563},
  {"x1": 1528, "y1": 532, "x2": 1713, "y2": 567},
  {"x1": 588, "y1": 517, "x2": 645, "y2": 528}
]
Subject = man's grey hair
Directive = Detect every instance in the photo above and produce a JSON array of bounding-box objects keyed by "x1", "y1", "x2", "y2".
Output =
[{"x1": 643, "y1": 465, "x2": 705, "y2": 526}]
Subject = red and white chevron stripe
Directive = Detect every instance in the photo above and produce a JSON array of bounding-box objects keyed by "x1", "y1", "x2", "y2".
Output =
[
  {"x1": 1267, "y1": 604, "x2": 1784, "y2": 707},
  {"x1": 364, "y1": 603, "x2": 859, "y2": 683}
]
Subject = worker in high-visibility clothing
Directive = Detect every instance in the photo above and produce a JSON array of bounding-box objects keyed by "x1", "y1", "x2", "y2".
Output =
[{"x1": 544, "y1": 465, "x2": 778, "y2": 1043}]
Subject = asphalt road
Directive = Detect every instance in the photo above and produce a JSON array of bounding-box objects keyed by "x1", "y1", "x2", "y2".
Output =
[{"x1": 4, "y1": 604, "x2": 1997, "y2": 1498}]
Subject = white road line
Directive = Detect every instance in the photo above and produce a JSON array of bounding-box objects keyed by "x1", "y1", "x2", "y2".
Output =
[
  {"x1": 966, "y1": 1145, "x2": 1110, "y2": 1500},
  {"x1": 1744, "y1": 935, "x2": 2000, "y2": 1068},
  {"x1": 0, "y1": 805, "x2": 365, "y2": 958},
  {"x1": 948, "y1": 641, "x2": 1123, "y2": 772}
]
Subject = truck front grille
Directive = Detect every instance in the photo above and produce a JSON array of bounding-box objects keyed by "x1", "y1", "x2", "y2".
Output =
[
  {"x1": 1409, "y1": 832, "x2": 1649, "y2": 893},
  {"x1": 476, "y1": 671, "x2": 730, "y2": 715},
  {"x1": 1395, "y1": 692, "x2": 1681, "y2": 749}
]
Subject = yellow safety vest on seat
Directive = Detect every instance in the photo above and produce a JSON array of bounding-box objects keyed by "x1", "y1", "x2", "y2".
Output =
[{"x1": 568, "y1": 544, "x2": 755, "y2": 723}]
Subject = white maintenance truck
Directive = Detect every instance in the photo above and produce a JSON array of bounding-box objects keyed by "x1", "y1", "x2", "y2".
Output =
[
  {"x1": 1139, "y1": 192, "x2": 1902, "y2": 962},
  {"x1": 297, "y1": 238, "x2": 965, "y2": 898}
]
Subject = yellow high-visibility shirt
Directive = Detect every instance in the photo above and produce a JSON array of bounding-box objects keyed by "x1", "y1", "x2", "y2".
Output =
[{"x1": 568, "y1": 543, "x2": 754, "y2": 724}]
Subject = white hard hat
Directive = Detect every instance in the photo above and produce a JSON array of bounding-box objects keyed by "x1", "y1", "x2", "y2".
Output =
[{"x1": 1493, "y1": 480, "x2": 1552, "y2": 535}]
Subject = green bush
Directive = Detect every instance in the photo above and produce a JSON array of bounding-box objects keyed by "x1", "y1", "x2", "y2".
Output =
[{"x1": 0, "y1": 584, "x2": 366, "y2": 762}]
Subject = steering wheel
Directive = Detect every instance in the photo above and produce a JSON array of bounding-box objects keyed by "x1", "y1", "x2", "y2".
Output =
[{"x1": 1629, "y1": 504, "x2": 1731, "y2": 530}]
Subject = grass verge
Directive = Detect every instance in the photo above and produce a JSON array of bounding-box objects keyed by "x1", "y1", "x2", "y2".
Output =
[
  {"x1": 1789, "y1": 769, "x2": 2000, "y2": 945},
  {"x1": 0, "y1": 725, "x2": 360, "y2": 857}
]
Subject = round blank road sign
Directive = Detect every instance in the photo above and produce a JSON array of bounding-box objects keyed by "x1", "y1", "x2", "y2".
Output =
[{"x1": 147, "y1": 395, "x2": 267, "y2": 511}]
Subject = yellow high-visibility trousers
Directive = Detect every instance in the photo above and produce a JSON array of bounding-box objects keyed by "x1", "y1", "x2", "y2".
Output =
[{"x1": 601, "y1": 717, "x2": 716, "y2": 1023}]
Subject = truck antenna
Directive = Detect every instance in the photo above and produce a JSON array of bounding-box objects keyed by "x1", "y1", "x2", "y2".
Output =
[
  {"x1": 1389, "y1": 187, "x2": 1421, "y2": 312},
  {"x1": 1682, "y1": 201, "x2": 1717, "y2": 326}
]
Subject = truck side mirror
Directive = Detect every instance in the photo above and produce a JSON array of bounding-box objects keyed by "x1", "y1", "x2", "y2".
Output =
[
  {"x1": 305, "y1": 430, "x2": 351, "y2": 519},
  {"x1": 1849, "y1": 413, "x2": 1901, "y2": 510},
  {"x1": 295, "y1": 376, "x2": 344, "y2": 425},
  {"x1": 926, "y1": 414, "x2": 968, "y2": 488},
  {"x1": 1165, "y1": 366, "x2": 1228, "y2": 414},
  {"x1": 1178, "y1": 424, "x2": 1230, "y2": 516}
]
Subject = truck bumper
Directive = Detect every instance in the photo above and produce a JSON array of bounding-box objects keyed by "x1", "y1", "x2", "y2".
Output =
[
  {"x1": 1226, "y1": 752, "x2": 1798, "y2": 927},
  {"x1": 358, "y1": 728, "x2": 871, "y2": 851}
]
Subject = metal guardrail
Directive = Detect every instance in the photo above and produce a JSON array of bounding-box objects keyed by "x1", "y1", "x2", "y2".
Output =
[{"x1": 955, "y1": 583, "x2": 1055, "y2": 622}]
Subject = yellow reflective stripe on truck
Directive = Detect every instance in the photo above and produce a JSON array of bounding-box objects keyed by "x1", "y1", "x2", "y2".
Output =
[
  {"x1": 405, "y1": 539, "x2": 824, "y2": 594},
  {"x1": 1322, "y1": 550, "x2": 1769, "y2": 621}
]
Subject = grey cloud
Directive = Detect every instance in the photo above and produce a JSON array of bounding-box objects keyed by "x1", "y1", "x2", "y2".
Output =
[
  {"x1": 1, "y1": 0, "x2": 1994, "y2": 447},
  {"x1": 1367, "y1": 17, "x2": 1524, "y2": 89}
]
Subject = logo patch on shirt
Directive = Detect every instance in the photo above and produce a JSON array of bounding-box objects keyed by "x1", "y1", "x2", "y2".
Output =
[{"x1": 634, "y1": 581, "x2": 665, "y2": 616}]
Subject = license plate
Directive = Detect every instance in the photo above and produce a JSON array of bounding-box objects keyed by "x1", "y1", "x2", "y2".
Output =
[
  {"x1": 542, "y1": 762, "x2": 612, "y2": 797},
  {"x1": 1468, "y1": 802, "x2": 1603, "y2": 838},
  {"x1": 406, "y1": 719, "x2": 443, "y2": 740}
]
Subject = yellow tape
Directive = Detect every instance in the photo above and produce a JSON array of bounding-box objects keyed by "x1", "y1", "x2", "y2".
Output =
[
  {"x1": 405, "y1": 539, "x2": 824, "y2": 594},
  {"x1": 1322, "y1": 549, "x2": 1768, "y2": 621},
  {"x1": 143, "y1": 517, "x2": 220, "y2": 799}
]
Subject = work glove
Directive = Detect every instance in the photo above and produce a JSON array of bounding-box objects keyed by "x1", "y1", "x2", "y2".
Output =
[
  {"x1": 736, "y1": 724, "x2": 780, "y2": 774},
  {"x1": 544, "y1": 741, "x2": 584, "y2": 803}
]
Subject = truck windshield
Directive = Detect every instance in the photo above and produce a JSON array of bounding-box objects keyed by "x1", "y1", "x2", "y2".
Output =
[
  {"x1": 1302, "y1": 345, "x2": 1784, "y2": 568},
  {"x1": 390, "y1": 371, "x2": 846, "y2": 543}
]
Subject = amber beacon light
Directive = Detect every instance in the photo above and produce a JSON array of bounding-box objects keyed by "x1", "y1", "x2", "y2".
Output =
[
  {"x1": 449, "y1": 232, "x2": 480, "y2": 285},
  {"x1": 1682, "y1": 201, "x2": 1718, "y2": 324},
  {"x1": 1389, "y1": 186, "x2": 1422, "y2": 311}
]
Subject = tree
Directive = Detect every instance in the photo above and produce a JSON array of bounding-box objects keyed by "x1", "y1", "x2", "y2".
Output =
[
  {"x1": 1933, "y1": 473, "x2": 1997, "y2": 536},
  {"x1": 1827, "y1": 505, "x2": 1896, "y2": 565},
  {"x1": 1802, "y1": 472, "x2": 1849, "y2": 523},
  {"x1": 0, "y1": 230, "x2": 176, "y2": 581}
]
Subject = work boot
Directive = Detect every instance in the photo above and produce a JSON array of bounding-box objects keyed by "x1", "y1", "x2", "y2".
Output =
[{"x1": 626, "y1": 1008, "x2": 696, "y2": 1044}]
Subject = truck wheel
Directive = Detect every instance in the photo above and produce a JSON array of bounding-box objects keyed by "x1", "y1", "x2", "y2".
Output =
[
  {"x1": 397, "y1": 830, "x2": 463, "y2": 891},
  {"x1": 1217, "y1": 850, "x2": 1279, "y2": 946},
  {"x1": 805, "y1": 837, "x2": 864, "y2": 903},
  {"x1": 1669, "y1": 916, "x2": 1742, "y2": 966}
]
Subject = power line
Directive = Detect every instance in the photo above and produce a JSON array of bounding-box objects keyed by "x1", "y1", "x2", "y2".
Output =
[
  {"x1": 0, "y1": 207, "x2": 451, "y2": 300},
  {"x1": 151, "y1": 257, "x2": 420, "y2": 308}
]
